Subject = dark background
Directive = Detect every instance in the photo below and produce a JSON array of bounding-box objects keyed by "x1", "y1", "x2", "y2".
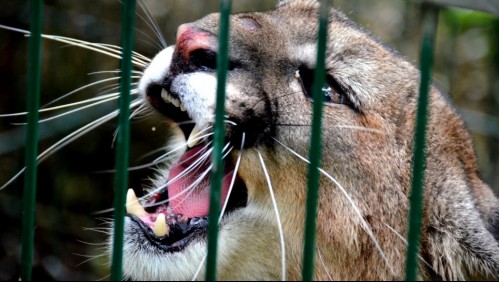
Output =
[{"x1": 0, "y1": 0, "x2": 498, "y2": 280}]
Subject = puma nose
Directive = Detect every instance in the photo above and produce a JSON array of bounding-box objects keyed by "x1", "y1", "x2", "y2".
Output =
[{"x1": 175, "y1": 24, "x2": 218, "y2": 66}]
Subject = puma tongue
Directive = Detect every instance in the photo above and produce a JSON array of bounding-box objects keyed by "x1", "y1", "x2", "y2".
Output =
[{"x1": 167, "y1": 146, "x2": 232, "y2": 218}]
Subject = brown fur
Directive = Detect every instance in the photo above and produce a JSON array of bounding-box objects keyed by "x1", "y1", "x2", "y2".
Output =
[{"x1": 120, "y1": 0, "x2": 499, "y2": 280}]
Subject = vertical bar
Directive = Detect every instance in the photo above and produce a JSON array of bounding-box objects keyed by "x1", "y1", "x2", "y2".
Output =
[
  {"x1": 21, "y1": 0, "x2": 43, "y2": 280},
  {"x1": 405, "y1": 5, "x2": 438, "y2": 281},
  {"x1": 21, "y1": 0, "x2": 43, "y2": 281},
  {"x1": 206, "y1": 0, "x2": 232, "y2": 280},
  {"x1": 302, "y1": 0, "x2": 331, "y2": 280},
  {"x1": 110, "y1": 0, "x2": 136, "y2": 280}
]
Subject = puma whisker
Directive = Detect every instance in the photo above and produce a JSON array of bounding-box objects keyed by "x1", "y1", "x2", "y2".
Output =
[
  {"x1": 258, "y1": 150, "x2": 287, "y2": 280},
  {"x1": 272, "y1": 136, "x2": 394, "y2": 274}
]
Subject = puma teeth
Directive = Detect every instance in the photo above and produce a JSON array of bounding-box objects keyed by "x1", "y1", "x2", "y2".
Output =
[
  {"x1": 126, "y1": 189, "x2": 148, "y2": 217},
  {"x1": 153, "y1": 213, "x2": 169, "y2": 237},
  {"x1": 161, "y1": 88, "x2": 170, "y2": 103},
  {"x1": 160, "y1": 88, "x2": 184, "y2": 110},
  {"x1": 171, "y1": 99, "x2": 180, "y2": 107},
  {"x1": 187, "y1": 124, "x2": 202, "y2": 148},
  {"x1": 295, "y1": 70, "x2": 300, "y2": 78}
]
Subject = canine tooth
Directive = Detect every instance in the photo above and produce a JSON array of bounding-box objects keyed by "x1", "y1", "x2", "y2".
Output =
[
  {"x1": 180, "y1": 104, "x2": 186, "y2": 112},
  {"x1": 295, "y1": 70, "x2": 300, "y2": 78},
  {"x1": 126, "y1": 189, "x2": 148, "y2": 217},
  {"x1": 153, "y1": 213, "x2": 169, "y2": 237},
  {"x1": 172, "y1": 99, "x2": 180, "y2": 108},
  {"x1": 161, "y1": 89, "x2": 172, "y2": 103},
  {"x1": 187, "y1": 124, "x2": 201, "y2": 148}
]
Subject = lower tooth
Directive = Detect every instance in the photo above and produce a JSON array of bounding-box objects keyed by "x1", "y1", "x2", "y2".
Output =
[
  {"x1": 161, "y1": 89, "x2": 171, "y2": 103},
  {"x1": 172, "y1": 99, "x2": 180, "y2": 107},
  {"x1": 153, "y1": 213, "x2": 169, "y2": 237}
]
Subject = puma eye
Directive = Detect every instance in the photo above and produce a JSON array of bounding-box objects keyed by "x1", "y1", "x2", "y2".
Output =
[
  {"x1": 238, "y1": 16, "x2": 261, "y2": 31},
  {"x1": 297, "y1": 66, "x2": 352, "y2": 107},
  {"x1": 321, "y1": 85, "x2": 353, "y2": 105}
]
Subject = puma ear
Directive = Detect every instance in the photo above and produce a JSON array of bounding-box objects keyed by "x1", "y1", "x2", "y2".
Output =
[{"x1": 276, "y1": 0, "x2": 319, "y2": 8}]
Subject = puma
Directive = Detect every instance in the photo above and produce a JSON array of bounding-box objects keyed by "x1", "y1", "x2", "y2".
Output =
[{"x1": 117, "y1": 0, "x2": 499, "y2": 280}]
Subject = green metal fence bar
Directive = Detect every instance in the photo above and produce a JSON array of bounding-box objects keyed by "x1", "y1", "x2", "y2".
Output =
[
  {"x1": 302, "y1": 0, "x2": 331, "y2": 280},
  {"x1": 110, "y1": 0, "x2": 136, "y2": 280},
  {"x1": 20, "y1": 0, "x2": 43, "y2": 280},
  {"x1": 405, "y1": 4, "x2": 439, "y2": 281},
  {"x1": 423, "y1": 0, "x2": 499, "y2": 15},
  {"x1": 206, "y1": 0, "x2": 232, "y2": 280}
]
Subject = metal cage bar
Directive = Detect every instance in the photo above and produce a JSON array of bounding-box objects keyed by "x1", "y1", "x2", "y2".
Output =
[
  {"x1": 405, "y1": 4, "x2": 439, "y2": 281},
  {"x1": 110, "y1": 0, "x2": 136, "y2": 280},
  {"x1": 422, "y1": 0, "x2": 499, "y2": 15},
  {"x1": 302, "y1": 0, "x2": 331, "y2": 280},
  {"x1": 206, "y1": 0, "x2": 232, "y2": 280},
  {"x1": 20, "y1": 0, "x2": 43, "y2": 280}
]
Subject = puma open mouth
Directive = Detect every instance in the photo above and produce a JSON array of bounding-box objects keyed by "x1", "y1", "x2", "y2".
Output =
[
  {"x1": 127, "y1": 85, "x2": 248, "y2": 252},
  {"x1": 146, "y1": 84, "x2": 195, "y2": 141}
]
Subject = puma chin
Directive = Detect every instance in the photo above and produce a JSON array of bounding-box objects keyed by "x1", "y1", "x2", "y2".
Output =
[{"x1": 114, "y1": 0, "x2": 499, "y2": 280}]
